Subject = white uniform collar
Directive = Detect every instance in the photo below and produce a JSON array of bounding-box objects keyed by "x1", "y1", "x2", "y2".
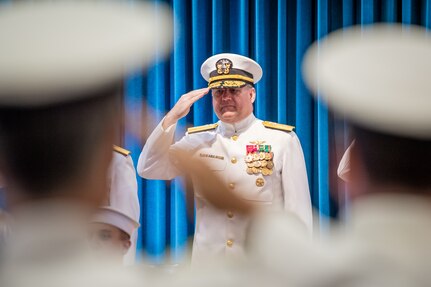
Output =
[{"x1": 218, "y1": 113, "x2": 256, "y2": 137}]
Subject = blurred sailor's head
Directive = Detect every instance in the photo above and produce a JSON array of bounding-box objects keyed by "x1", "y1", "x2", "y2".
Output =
[
  {"x1": 89, "y1": 222, "x2": 132, "y2": 261},
  {"x1": 0, "y1": 1, "x2": 172, "y2": 209},
  {"x1": 303, "y1": 24, "x2": 431, "y2": 198},
  {"x1": 89, "y1": 207, "x2": 139, "y2": 261}
]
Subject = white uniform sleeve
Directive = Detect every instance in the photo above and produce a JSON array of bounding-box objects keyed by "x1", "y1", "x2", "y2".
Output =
[
  {"x1": 281, "y1": 132, "x2": 313, "y2": 233},
  {"x1": 137, "y1": 118, "x2": 182, "y2": 180},
  {"x1": 110, "y1": 153, "x2": 140, "y2": 265},
  {"x1": 110, "y1": 155, "x2": 139, "y2": 219}
]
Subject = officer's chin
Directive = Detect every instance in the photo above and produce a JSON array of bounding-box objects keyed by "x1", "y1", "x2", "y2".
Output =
[{"x1": 218, "y1": 111, "x2": 239, "y2": 123}]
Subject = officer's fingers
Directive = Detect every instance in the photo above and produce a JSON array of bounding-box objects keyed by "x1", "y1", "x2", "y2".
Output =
[
  {"x1": 192, "y1": 87, "x2": 210, "y2": 94},
  {"x1": 177, "y1": 89, "x2": 208, "y2": 109},
  {"x1": 172, "y1": 88, "x2": 209, "y2": 116},
  {"x1": 182, "y1": 87, "x2": 210, "y2": 100},
  {"x1": 187, "y1": 88, "x2": 210, "y2": 105},
  {"x1": 193, "y1": 87, "x2": 210, "y2": 95},
  {"x1": 193, "y1": 87, "x2": 210, "y2": 99}
]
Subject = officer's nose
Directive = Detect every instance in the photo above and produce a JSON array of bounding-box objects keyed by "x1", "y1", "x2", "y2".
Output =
[{"x1": 221, "y1": 92, "x2": 234, "y2": 101}]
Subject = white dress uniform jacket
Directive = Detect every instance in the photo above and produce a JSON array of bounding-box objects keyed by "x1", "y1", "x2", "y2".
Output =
[
  {"x1": 109, "y1": 150, "x2": 140, "y2": 265},
  {"x1": 138, "y1": 113, "x2": 312, "y2": 263},
  {"x1": 247, "y1": 193, "x2": 431, "y2": 287},
  {"x1": 332, "y1": 193, "x2": 431, "y2": 286}
]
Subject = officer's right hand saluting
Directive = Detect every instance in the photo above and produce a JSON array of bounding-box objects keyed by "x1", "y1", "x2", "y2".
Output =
[{"x1": 162, "y1": 87, "x2": 210, "y2": 129}]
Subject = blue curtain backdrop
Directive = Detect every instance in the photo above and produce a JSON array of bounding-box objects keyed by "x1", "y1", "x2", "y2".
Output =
[{"x1": 123, "y1": 0, "x2": 431, "y2": 264}]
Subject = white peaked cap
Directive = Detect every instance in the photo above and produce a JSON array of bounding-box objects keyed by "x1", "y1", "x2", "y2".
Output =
[
  {"x1": 201, "y1": 53, "x2": 263, "y2": 88},
  {"x1": 92, "y1": 207, "x2": 140, "y2": 238},
  {"x1": 302, "y1": 24, "x2": 431, "y2": 139},
  {"x1": 0, "y1": 1, "x2": 173, "y2": 106}
]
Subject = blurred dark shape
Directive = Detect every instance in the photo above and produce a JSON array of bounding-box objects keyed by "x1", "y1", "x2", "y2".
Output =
[
  {"x1": 0, "y1": 85, "x2": 119, "y2": 202},
  {"x1": 352, "y1": 125, "x2": 431, "y2": 190}
]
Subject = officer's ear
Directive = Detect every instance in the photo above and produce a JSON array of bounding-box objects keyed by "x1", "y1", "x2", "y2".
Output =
[{"x1": 249, "y1": 87, "x2": 256, "y2": 104}]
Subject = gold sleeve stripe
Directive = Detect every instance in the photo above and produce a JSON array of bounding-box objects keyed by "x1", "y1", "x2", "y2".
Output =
[
  {"x1": 262, "y1": 121, "x2": 295, "y2": 132},
  {"x1": 187, "y1": 123, "x2": 219, "y2": 134},
  {"x1": 209, "y1": 74, "x2": 254, "y2": 83},
  {"x1": 113, "y1": 145, "x2": 131, "y2": 156}
]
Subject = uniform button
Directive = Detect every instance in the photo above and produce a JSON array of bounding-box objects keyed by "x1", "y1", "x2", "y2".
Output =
[
  {"x1": 256, "y1": 177, "x2": 265, "y2": 187},
  {"x1": 227, "y1": 211, "x2": 234, "y2": 218},
  {"x1": 226, "y1": 239, "x2": 234, "y2": 247},
  {"x1": 231, "y1": 135, "x2": 239, "y2": 141},
  {"x1": 228, "y1": 183, "x2": 235, "y2": 189},
  {"x1": 231, "y1": 157, "x2": 237, "y2": 164}
]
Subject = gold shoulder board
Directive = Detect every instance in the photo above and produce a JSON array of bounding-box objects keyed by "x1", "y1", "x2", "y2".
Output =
[
  {"x1": 113, "y1": 145, "x2": 131, "y2": 156},
  {"x1": 262, "y1": 121, "x2": 295, "y2": 132},
  {"x1": 187, "y1": 123, "x2": 219, "y2": 134}
]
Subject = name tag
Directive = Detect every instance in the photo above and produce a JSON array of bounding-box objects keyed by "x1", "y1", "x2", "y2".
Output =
[
  {"x1": 199, "y1": 153, "x2": 224, "y2": 160},
  {"x1": 196, "y1": 151, "x2": 226, "y2": 171}
]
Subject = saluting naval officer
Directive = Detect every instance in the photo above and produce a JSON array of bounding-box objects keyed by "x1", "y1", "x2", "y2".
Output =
[{"x1": 138, "y1": 53, "x2": 312, "y2": 263}]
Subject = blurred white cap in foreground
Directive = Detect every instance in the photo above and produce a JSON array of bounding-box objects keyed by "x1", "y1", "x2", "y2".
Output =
[
  {"x1": 302, "y1": 24, "x2": 431, "y2": 139},
  {"x1": 0, "y1": 0, "x2": 173, "y2": 106}
]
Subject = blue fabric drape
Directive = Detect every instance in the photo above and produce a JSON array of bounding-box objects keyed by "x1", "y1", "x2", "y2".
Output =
[{"x1": 123, "y1": 0, "x2": 431, "y2": 264}]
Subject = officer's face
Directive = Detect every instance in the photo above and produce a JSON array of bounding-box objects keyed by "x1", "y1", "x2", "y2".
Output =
[{"x1": 212, "y1": 86, "x2": 256, "y2": 123}]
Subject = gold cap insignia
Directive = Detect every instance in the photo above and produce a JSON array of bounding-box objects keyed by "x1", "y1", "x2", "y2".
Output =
[{"x1": 216, "y1": 58, "x2": 232, "y2": 75}]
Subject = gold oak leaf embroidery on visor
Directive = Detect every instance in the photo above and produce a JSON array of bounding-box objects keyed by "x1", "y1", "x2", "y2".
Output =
[{"x1": 208, "y1": 80, "x2": 248, "y2": 88}]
